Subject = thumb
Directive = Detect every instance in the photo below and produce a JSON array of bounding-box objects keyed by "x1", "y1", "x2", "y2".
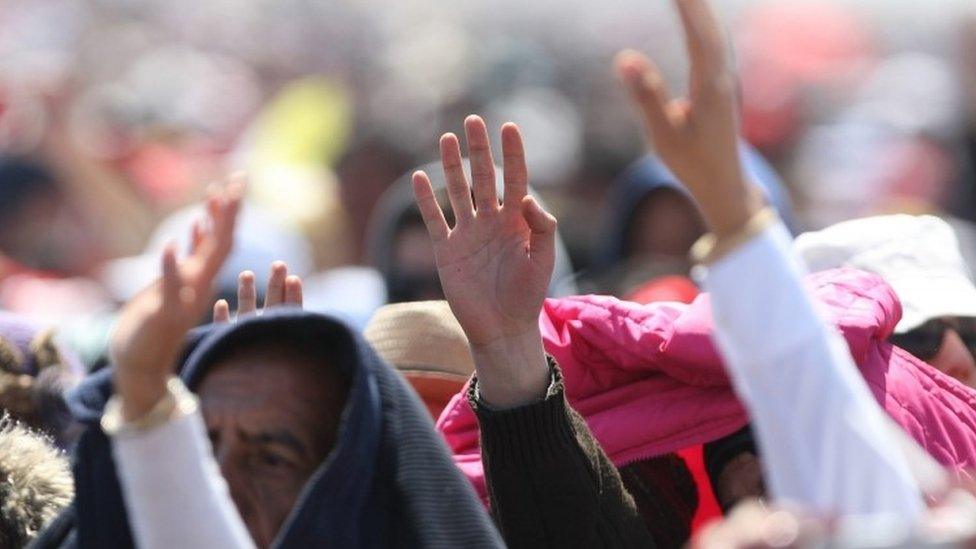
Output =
[{"x1": 521, "y1": 196, "x2": 557, "y2": 269}]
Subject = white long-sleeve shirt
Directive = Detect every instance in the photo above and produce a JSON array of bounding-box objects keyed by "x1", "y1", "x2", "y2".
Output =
[
  {"x1": 698, "y1": 220, "x2": 924, "y2": 518},
  {"x1": 108, "y1": 391, "x2": 255, "y2": 549}
]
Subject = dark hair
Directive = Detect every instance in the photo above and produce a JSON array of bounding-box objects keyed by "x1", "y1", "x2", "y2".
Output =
[{"x1": 0, "y1": 157, "x2": 59, "y2": 221}]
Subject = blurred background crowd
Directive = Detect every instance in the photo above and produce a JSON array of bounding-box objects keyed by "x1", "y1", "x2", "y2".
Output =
[{"x1": 3, "y1": 0, "x2": 976, "y2": 369}]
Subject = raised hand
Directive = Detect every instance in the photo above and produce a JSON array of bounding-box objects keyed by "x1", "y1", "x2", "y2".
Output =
[
  {"x1": 412, "y1": 116, "x2": 553, "y2": 408},
  {"x1": 212, "y1": 261, "x2": 303, "y2": 323},
  {"x1": 615, "y1": 0, "x2": 762, "y2": 238},
  {"x1": 111, "y1": 176, "x2": 244, "y2": 421}
]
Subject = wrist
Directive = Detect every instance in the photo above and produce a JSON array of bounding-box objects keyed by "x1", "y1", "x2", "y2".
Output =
[
  {"x1": 115, "y1": 371, "x2": 169, "y2": 423},
  {"x1": 695, "y1": 179, "x2": 765, "y2": 239},
  {"x1": 471, "y1": 329, "x2": 550, "y2": 409}
]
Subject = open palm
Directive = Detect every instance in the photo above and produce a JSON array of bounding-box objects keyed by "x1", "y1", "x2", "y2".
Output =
[
  {"x1": 412, "y1": 116, "x2": 556, "y2": 346},
  {"x1": 111, "y1": 177, "x2": 243, "y2": 419}
]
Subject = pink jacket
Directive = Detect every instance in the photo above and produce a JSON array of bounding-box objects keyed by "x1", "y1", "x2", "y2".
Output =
[{"x1": 437, "y1": 268, "x2": 976, "y2": 501}]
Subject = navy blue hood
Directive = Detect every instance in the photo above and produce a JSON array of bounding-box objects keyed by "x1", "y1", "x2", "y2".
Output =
[
  {"x1": 36, "y1": 309, "x2": 502, "y2": 549},
  {"x1": 595, "y1": 143, "x2": 797, "y2": 272}
]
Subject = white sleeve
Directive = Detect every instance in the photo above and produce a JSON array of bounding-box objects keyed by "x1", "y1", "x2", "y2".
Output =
[
  {"x1": 698, "y1": 220, "x2": 924, "y2": 518},
  {"x1": 109, "y1": 394, "x2": 256, "y2": 549}
]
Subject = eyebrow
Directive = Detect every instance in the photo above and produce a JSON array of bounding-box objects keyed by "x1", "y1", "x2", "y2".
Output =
[{"x1": 251, "y1": 429, "x2": 309, "y2": 458}]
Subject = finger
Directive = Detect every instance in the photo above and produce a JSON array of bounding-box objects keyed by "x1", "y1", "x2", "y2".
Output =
[
  {"x1": 213, "y1": 174, "x2": 245, "y2": 257},
  {"x1": 189, "y1": 219, "x2": 205, "y2": 255},
  {"x1": 675, "y1": 0, "x2": 728, "y2": 90},
  {"x1": 463, "y1": 115, "x2": 498, "y2": 214},
  {"x1": 237, "y1": 270, "x2": 257, "y2": 316},
  {"x1": 284, "y1": 275, "x2": 303, "y2": 307},
  {"x1": 161, "y1": 244, "x2": 182, "y2": 306},
  {"x1": 521, "y1": 196, "x2": 557, "y2": 271},
  {"x1": 264, "y1": 261, "x2": 287, "y2": 308},
  {"x1": 205, "y1": 188, "x2": 222, "y2": 227},
  {"x1": 412, "y1": 171, "x2": 450, "y2": 242},
  {"x1": 213, "y1": 299, "x2": 231, "y2": 323},
  {"x1": 501, "y1": 123, "x2": 529, "y2": 209},
  {"x1": 193, "y1": 176, "x2": 244, "y2": 288},
  {"x1": 615, "y1": 50, "x2": 675, "y2": 142},
  {"x1": 440, "y1": 133, "x2": 475, "y2": 224}
]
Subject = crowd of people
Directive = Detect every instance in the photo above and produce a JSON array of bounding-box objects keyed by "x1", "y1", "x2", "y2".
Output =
[{"x1": 3, "y1": 0, "x2": 976, "y2": 547}]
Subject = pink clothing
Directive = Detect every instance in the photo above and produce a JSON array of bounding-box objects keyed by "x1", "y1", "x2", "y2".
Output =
[{"x1": 437, "y1": 268, "x2": 976, "y2": 501}]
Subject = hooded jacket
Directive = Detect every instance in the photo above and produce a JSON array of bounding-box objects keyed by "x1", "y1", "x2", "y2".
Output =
[
  {"x1": 438, "y1": 268, "x2": 976, "y2": 501},
  {"x1": 32, "y1": 310, "x2": 503, "y2": 549}
]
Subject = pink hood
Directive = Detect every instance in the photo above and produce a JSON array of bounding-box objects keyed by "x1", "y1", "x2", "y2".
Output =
[{"x1": 437, "y1": 268, "x2": 976, "y2": 501}]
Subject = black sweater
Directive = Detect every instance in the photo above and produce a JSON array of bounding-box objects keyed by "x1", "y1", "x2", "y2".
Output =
[{"x1": 470, "y1": 362, "x2": 657, "y2": 549}]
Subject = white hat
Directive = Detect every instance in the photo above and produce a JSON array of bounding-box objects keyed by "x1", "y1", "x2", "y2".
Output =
[
  {"x1": 100, "y1": 204, "x2": 314, "y2": 302},
  {"x1": 794, "y1": 215, "x2": 976, "y2": 333},
  {"x1": 301, "y1": 267, "x2": 387, "y2": 332}
]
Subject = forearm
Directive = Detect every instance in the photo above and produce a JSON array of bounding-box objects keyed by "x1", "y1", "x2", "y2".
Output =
[
  {"x1": 105, "y1": 381, "x2": 255, "y2": 549},
  {"x1": 474, "y1": 363, "x2": 654, "y2": 549},
  {"x1": 699, "y1": 219, "x2": 923, "y2": 517}
]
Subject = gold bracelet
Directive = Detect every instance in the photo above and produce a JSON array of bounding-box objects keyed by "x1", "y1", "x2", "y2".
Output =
[
  {"x1": 689, "y1": 207, "x2": 779, "y2": 265},
  {"x1": 101, "y1": 377, "x2": 198, "y2": 437}
]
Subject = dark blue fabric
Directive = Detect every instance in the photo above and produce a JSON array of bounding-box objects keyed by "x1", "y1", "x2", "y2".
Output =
[
  {"x1": 596, "y1": 143, "x2": 797, "y2": 271},
  {"x1": 38, "y1": 309, "x2": 502, "y2": 549}
]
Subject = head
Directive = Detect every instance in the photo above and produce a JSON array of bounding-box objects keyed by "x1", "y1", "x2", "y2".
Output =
[
  {"x1": 596, "y1": 157, "x2": 706, "y2": 293},
  {"x1": 195, "y1": 326, "x2": 351, "y2": 548},
  {"x1": 890, "y1": 317, "x2": 976, "y2": 388},
  {"x1": 387, "y1": 210, "x2": 443, "y2": 302},
  {"x1": 364, "y1": 300, "x2": 474, "y2": 418},
  {"x1": 796, "y1": 215, "x2": 976, "y2": 388},
  {"x1": 625, "y1": 187, "x2": 706, "y2": 262},
  {"x1": 704, "y1": 427, "x2": 766, "y2": 514},
  {"x1": 0, "y1": 314, "x2": 81, "y2": 448},
  {"x1": 0, "y1": 414, "x2": 74, "y2": 548},
  {"x1": 598, "y1": 147, "x2": 793, "y2": 294},
  {"x1": 0, "y1": 157, "x2": 90, "y2": 274}
]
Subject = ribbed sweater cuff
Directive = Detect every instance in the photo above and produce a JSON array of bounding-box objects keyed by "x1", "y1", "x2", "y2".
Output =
[{"x1": 471, "y1": 360, "x2": 578, "y2": 467}]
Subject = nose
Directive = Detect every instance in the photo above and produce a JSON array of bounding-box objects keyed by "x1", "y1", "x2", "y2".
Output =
[{"x1": 930, "y1": 329, "x2": 976, "y2": 388}]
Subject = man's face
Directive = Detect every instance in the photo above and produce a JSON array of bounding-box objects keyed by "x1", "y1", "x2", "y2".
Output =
[
  {"x1": 197, "y1": 346, "x2": 348, "y2": 548},
  {"x1": 714, "y1": 452, "x2": 766, "y2": 513}
]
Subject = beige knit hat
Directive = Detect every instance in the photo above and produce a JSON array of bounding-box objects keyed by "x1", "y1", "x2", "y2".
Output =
[{"x1": 364, "y1": 301, "x2": 475, "y2": 380}]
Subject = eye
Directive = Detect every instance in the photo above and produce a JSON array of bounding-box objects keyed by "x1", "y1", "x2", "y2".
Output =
[{"x1": 261, "y1": 451, "x2": 292, "y2": 469}]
